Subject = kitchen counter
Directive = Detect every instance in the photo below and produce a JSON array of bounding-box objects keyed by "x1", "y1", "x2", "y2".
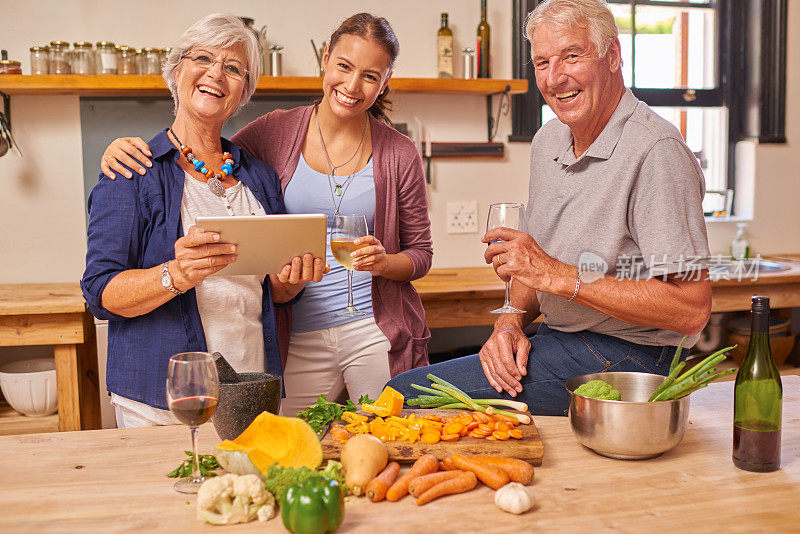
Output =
[
  {"x1": 2, "y1": 377, "x2": 798, "y2": 533},
  {"x1": 413, "y1": 258, "x2": 800, "y2": 328}
]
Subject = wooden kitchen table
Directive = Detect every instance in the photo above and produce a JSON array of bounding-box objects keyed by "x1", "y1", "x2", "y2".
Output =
[{"x1": 2, "y1": 377, "x2": 798, "y2": 532}]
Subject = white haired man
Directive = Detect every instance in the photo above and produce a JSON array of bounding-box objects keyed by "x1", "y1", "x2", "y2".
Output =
[{"x1": 388, "y1": 0, "x2": 711, "y2": 414}]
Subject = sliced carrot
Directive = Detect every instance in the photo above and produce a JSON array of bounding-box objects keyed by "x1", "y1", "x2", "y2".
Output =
[
  {"x1": 421, "y1": 431, "x2": 441, "y2": 444},
  {"x1": 416, "y1": 471, "x2": 477, "y2": 505},
  {"x1": 366, "y1": 462, "x2": 400, "y2": 502},
  {"x1": 508, "y1": 428, "x2": 523, "y2": 439},
  {"x1": 444, "y1": 422, "x2": 464, "y2": 435},
  {"x1": 386, "y1": 454, "x2": 438, "y2": 502},
  {"x1": 440, "y1": 433, "x2": 460, "y2": 442},
  {"x1": 492, "y1": 430, "x2": 510, "y2": 440}
]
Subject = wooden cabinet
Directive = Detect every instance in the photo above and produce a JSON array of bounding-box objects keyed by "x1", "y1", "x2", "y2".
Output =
[{"x1": 0, "y1": 284, "x2": 100, "y2": 435}]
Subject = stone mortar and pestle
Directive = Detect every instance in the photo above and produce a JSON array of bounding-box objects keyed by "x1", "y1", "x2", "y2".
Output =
[{"x1": 212, "y1": 352, "x2": 282, "y2": 440}]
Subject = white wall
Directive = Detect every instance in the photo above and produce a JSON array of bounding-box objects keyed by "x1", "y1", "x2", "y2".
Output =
[{"x1": 0, "y1": 0, "x2": 798, "y2": 284}]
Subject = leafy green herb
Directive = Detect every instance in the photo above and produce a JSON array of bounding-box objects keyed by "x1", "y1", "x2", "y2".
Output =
[
  {"x1": 167, "y1": 451, "x2": 221, "y2": 478},
  {"x1": 264, "y1": 460, "x2": 347, "y2": 505},
  {"x1": 296, "y1": 394, "x2": 373, "y2": 433}
]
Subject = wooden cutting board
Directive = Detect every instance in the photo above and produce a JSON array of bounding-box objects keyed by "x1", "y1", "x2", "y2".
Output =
[{"x1": 321, "y1": 409, "x2": 543, "y2": 465}]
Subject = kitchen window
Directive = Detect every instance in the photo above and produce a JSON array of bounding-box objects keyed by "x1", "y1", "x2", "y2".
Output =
[{"x1": 510, "y1": 0, "x2": 788, "y2": 217}]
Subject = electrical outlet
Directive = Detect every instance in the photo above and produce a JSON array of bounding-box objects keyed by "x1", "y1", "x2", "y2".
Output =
[{"x1": 446, "y1": 201, "x2": 479, "y2": 234}]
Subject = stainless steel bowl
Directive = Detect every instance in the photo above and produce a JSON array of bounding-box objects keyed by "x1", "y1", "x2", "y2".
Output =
[{"x1": 565, "y1": 372, "x2": 690, "y2": 460}]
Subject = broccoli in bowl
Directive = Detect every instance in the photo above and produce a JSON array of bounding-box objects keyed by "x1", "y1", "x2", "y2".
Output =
[{"x1": 574, "y1": 379, "x2": 622, "y2": 401}]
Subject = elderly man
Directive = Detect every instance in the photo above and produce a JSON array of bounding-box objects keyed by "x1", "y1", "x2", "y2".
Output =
[{"x1": 387, "y1": 0, "x2": 711, "y2": 415}]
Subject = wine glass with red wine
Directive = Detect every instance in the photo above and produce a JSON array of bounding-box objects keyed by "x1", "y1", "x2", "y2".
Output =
[{"x1": 167, "y1": 352, "x2": 219, "y2": 494}]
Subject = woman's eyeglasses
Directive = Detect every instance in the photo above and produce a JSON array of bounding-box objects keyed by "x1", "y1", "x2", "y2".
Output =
[{"x1": 181, "y1": 50, "x2": 248, "y2": 80}]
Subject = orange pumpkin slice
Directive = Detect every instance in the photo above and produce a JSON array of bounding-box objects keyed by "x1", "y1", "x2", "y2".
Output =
[{"x1": 215, "y1": 412, "x2": 322, "y2": 478}]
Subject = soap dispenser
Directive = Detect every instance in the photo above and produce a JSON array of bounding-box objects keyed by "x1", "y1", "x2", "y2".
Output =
[{"x1": 730, "y1": 223, "x2": 750, "y2": 260}]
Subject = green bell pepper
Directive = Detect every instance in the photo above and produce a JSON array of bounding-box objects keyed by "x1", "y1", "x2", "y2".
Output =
[{"x1": 281, "y1": 477, "x2": 345, "y2": 534}]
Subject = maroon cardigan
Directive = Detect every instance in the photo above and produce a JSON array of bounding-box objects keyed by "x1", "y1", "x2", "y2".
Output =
[{"x1": 232, "y1": 105, "x2": 433, "y2": 377}]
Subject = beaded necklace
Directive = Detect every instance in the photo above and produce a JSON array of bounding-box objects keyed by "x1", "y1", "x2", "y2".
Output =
[{"x1": 168, "y1": 127, "x2": 233, "y2": 197}]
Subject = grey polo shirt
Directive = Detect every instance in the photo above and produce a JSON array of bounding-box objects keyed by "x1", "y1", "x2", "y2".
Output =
[{"x1": 525, "y1": 89, "x2": 709, "y2": 347}]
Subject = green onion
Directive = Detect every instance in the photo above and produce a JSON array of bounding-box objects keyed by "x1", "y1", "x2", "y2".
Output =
[
  {"x1": 650, "y1": 345, "x2": 737, "y2": 402},
  {"x1": 406, "y1": 374, "x2": 530, "y2": 418}
]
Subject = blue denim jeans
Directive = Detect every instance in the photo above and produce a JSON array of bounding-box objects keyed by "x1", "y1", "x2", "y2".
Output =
[{"x1": 387, "y1": 324, "x2": 685, "y2": 416}]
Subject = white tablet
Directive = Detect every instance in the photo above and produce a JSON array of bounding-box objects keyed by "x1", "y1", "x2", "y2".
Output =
[{"x1": 195, "y1": 214, "x2": 327, "y2": 276}]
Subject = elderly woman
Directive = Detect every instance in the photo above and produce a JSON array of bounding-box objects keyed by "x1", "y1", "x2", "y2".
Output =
[{"x1": 81, "y1": 13, "x2": 325, "y2": 428}]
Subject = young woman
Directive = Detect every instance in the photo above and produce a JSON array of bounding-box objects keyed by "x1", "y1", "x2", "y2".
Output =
[{"x1": 99, "y1": 13, "x2": 433, "y2": 415}]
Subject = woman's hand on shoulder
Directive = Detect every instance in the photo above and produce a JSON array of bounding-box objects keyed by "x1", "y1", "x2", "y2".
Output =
[
  {"x1": 101, "y1": 137, "x2": 153, "y2": 180},
  {"x1": 352, "y1": 235, "x2": 388, "y2": 276}
]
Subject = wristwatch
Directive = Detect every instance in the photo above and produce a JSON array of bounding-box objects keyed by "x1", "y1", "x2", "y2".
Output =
[{"x1": 161, "y1": 262, "x2": 183, "y2": 295}]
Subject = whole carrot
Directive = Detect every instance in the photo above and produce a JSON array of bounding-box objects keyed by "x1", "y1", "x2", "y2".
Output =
[
  {"x1": 468, "y1": 456, "x2": 534, "y2": 485},
  {"x1": 386, "y1": 454, "x2": 438, "y2": 502},
  {"x1": 450, "y1": 453, "x2": 510, "y2": 490},
  {"x1": 366, "y1": 461, "x2": 400, "y2": 502},
  {"x1": 409, "y1": 470, "x2": 464, "y2": 497},
  {"x1": 441, "y1": 455, "x2": 456, "y2": 470},
  {"x1": 416, "y1": 471, "x2": 477, "y2": 505}
]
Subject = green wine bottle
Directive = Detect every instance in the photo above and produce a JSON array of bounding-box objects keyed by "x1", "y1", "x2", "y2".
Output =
[
  {"x1": 477, "y1": 0, "x2": 491, "y2": 78},
  {"x1": 732, "y1": 296, "x2": 782, "y2": 472},
  {"x1": 437, "y1": 13, "x2": 454, "y2": 78}
]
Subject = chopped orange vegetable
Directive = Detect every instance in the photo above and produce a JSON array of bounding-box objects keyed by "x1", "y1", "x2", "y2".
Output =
[{"x1": 362, "y1": 386, "x2": 405, "y2": 417}]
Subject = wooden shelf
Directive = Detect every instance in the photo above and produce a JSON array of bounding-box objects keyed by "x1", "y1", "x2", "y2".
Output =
[
  {"x1": 0, "y1": 75, "x2": 527, "y2": 97},
  {"x1": 0, "y1": 400, "x2": 59, "y2": 436}
]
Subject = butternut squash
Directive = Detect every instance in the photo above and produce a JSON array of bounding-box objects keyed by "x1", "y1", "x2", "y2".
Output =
[
  {"x1": 341, "y1": 434, "x2": 388, "y2": 496},
  {"x1": 215, "y1": 412, "x2": 322, "y2": 479}
]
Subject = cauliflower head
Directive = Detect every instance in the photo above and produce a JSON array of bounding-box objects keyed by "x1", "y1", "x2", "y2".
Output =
[
  {"x1": 197, "y1": 473, "x2": 276, "y2": 525},
  {"x1": 574, "y1": 379, "x2": 622, "y2": 401}
]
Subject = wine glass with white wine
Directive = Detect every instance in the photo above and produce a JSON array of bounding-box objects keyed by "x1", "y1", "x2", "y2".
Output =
[
  {"x1": 487, "y1": 202, "x2": 526, "y2": 314},
  {"x1": 330, "y1": 214, "x2": 369, "y2": 317}
]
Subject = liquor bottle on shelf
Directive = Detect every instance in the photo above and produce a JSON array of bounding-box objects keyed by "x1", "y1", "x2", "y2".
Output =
[
  {"x1": 732, "y1": 296, "x2": 783, "y2": 472},
  {"x1": 437, "y1": 13, "x2": 454, "y2": 78},
  {"x1": 477, "y1": 0, "x2": 491, "y2": 78}
]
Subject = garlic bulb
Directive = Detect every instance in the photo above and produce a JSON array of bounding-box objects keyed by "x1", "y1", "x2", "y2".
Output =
[{"x1": 494, "y1": 482, "x2": 535, "y2": 515}]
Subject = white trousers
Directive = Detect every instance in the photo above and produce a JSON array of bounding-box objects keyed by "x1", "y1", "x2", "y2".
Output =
[
  {"x1": 280, "y1": 317, "x2": 392, "y2": 417},
  {"x1": 113, "y1": 400, "x2": 178, "y2": 428}
]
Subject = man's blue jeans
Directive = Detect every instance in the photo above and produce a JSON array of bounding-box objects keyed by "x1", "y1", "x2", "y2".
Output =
[{"x1": 387, "y1": 324, "x2": 684, "y2": 416}]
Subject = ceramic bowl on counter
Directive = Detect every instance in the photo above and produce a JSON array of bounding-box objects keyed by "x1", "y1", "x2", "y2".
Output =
[
  {"x1": 0, "y1": 358, "x2": 58, "y2": 417},
  {"x1": 565, "y1": 372, "x2": 690, "y2": 460}
]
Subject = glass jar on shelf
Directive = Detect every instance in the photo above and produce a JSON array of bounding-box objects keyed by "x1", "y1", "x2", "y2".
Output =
[
  {"x1": 117, "y1": 45, "x2": 136, "y2": 74},
  {"x1": 95, "y1": 41, "x2": 118, "y2": 75},
  {"x1": 49, "y1": 41, "x2": 71, "y2": 74},
  {"x1": 30, "y1": 46, "x2": 49, "y2": 74},
  {"x1": 135, "y1": 49, "x2": 144, "y2": 74},
  {"x1": 0, "y1": 59, "x2": 22, "y2": 75},
  {"x1": 142, "y1": 47, "x2": 161, "y2": 74},
  {"x1": 71, "y1": 42, "x2": 94, "y2": 75}
]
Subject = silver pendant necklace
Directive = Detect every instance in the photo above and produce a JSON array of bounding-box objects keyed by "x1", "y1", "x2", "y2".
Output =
[{"x1": 315, "y1": 106, "x2": 368, "y2": 202}]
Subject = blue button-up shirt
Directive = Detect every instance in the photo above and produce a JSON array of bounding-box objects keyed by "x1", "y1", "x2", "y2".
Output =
[{"x1": 81, "y1": 129, "x2": 286, "y2": 409}]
